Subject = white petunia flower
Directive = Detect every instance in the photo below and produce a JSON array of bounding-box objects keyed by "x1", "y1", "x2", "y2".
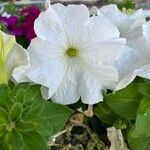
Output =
[
  {"x1": 99, "y1": 4, "x2": 146, "y2": 90},
  {"x1": 0, "y1": 30, "x2": 30, "y2": 84},
  {"x1": 24, "y1": 4, "x2": 126, "y2": 105}
]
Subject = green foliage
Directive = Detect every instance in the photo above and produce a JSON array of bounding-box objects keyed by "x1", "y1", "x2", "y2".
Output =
[
  {"x1": 128, "y1": 126, "x2": 150, "y2": 150},
  {"x1": 4, "y1": 2, "x2": 18, "y2": 15},
  {"x1": 0, "y1": 83, "x2": 73, "y2": 150},
  {"x1": 105, "y1": 83, "x2": 143, "y2": 119},
  {"x1": 94, "y1": 79, "x2": 150, "y2": 149},
  {"x1": 131, "y1": 97, "x2": 150, "y2": 137},
  {"x1": 0, "y1": 24, "x2": 6, "y2": 32},
  {"x1": 138, "y1": 83, "x2": 150, "y2": 97},
  {"x1": 96, "y1": 80, "x2": 150, "y2": 149},
  {"x1": 94, "y1": 101, "x2": 119, "y2": 125},
  {"x1": 127, "y1": 82, "x2": 150, "y2": 150},
  {"x1": 110, "y1": 0, "x2": 135, "y2": 10}
]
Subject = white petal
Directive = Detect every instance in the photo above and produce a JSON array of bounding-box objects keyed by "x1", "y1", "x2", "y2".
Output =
[
  {"x1": 12, "y1": 66, "x2": 30, "y2": 83},
  {"x1": 143, "y1": 23, "x2": 150, "y2": 39},
  {"x1": 116, "y1": 47, "x2": 141, "y2": 78},
  {"x1": 35, "y1": 4, "x2": 89, "y2": 48},
  {"x1": 86, "y1": 14, "x2": 120, "y2": 42},
  {"x1": 6, "y1": 43, "x2": 30, "y2": 82},
  {"x1": 52, "y1": 4, "x2": 89, "y2": 25},
  {"x1": 135, "y1": 64, "x2": 150, "y2": 79},
  {"x1": 80, "y1": 38, "x2": 126, "y2": 64},
  {"x1": 51, "y1": 60, "x2": 80, "y2": 105},
  {"x1": 78, "y1": 55, "x2": 118, "y2": 104},
  {"x1": 78, "y1": 56, "x2": 118, "y2": 90},
  {"x1": 119, "y1": 9, "x2": 145, "y2": 39},
  {"x1": 79, "y1": 70, "x2": 104, "y2": 104},
  {"x1": 129, "y1": 36, "x2": 150, "y2": 61},
  {"x1": 131, "y1": 23, "x2": 150, "y2": 58},
  {"x1": 89, "y1": 6, "x2": 99, "y2": 16},
  {"x1": 115, "y1": 47, "x2": 145, "y2": 90},
  {"x1": 25, "y1": 38, "x2": 67, "y2": 97},
  {"x1": 100, "y1": 4, "x2": 146, "y2": 39},
  {"x1": 41, "y1": 86, "x2": 50, "y2": 100},
  {"x1": 99, "y1": 4, "x2": 126, "y2": 26},
  {"x1": 99, "y1": 64, "x2": 118, "y2": 90},
  {"x1": 75, "y1": 14, "x2": 126, "y2": 62},
  {"x1": 52, "y1": 4, "x2": 89, "y2": 46},
  {"x1": 116, "y1": 72, "x2": 136, "y2": 91},
  {"x1": 34, "y1": 6, "x2": 66, "y2": 47}
]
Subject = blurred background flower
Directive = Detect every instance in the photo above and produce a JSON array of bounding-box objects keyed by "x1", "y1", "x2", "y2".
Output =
[
  {"x1": 20, "y1": 6, "x2": 40, "y2": 40},
  {"x1": 0, "y1": 2, "x2": 40, "y2": 48}
]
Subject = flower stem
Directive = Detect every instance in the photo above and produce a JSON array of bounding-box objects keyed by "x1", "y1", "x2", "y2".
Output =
[{"x1": 85, "y1": 105, "x2": 94, "y2": 117}]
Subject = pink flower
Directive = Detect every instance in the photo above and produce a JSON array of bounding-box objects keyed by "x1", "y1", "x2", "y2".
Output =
[
  {"x1": 21, "y1": 6, "x2": 40, "y2": 40},
  {"x1": 0, "y1": 6, "x2": 40, "y2": 41}
]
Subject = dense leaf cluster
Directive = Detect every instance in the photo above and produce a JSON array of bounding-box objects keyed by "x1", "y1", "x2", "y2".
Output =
[{"x1": 0, "y1": 83, "x2": 73, "y2": 150}]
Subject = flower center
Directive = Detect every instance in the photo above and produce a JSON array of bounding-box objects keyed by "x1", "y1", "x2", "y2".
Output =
[{"x1": 65, "y1": 47, "x2": 78, "y2": 57}]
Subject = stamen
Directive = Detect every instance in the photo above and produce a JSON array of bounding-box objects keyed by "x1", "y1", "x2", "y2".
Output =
[{"x1": 65, "y1": 47, "x2": 78, "y2": 57}]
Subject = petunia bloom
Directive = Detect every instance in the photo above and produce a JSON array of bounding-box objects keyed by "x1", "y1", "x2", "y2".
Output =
[
  {"x1": 0, "y1": 6, "x2": 40, "y2": 41},
  {"x1": 24, "y1": 4, "x2": 126, "y2": 105},
  {"x1": 0, "y1": 16, "x2": 23, "y2": 36},
  {"x1": 0, "y1": 30, "x2": 30, "y2": 84},
  {"x1": 99, "y1": 4, "x2": 146, "y2": 90},
  {"x1": 21, "y1": 6, "x2": 40, "y2": 41}
]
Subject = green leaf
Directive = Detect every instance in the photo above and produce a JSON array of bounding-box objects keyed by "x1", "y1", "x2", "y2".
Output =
[
  {"x1": 110, "y1": 0, "x2": 135, "y2": 10},
  {"x1": 105, "y1": 84, "x2": 143, "y2": 119},
  {"x1": 0, "y1": 124, "x2": 6, "y2": 137},
  {"x1": 131, "y1": 97, "x2": 150, "y2": 137},
  {"x1": 138, "y1": 83, "x2": 150, "y2": 97},
  {"x1": 24, "y1": 85, "x2": 41, "y2": 103},
  {"x1": 0, "y1": 83, "x2": 73, "y2": 144},
  {"x1": 15, "y1": 89, "x2": 26, "y2": 103},
  {"x1": 10, "y1": 102, "x2": 23, "y2": 121},
  {"x1": 24, "y1": 114, "x2": 52, "y2": 136},
  {"x1": 2, "y1": 130, "x2": 24, "y2": 150},
  {"x1": 8, "y1": 80, "x2": 15, "y2": 90},
  {"x1": 0, "y1": 84, "x2": 9, "y2": 109},
  {"x1": 4, "y1": 2, "x2": 17, "y2": 15},
  {"x1": 13, "y1": 83, "x2": 30, "y2": 92},
  {"x1": 143, "y1": 78, "x2": 150, "y2": 83},
  {"x1": 0, "y1": 107, "x2": 8, "y2": 123},
  {"x1": 24, "y1": 101, "x2": 73, "y2": 136},
  {"x1": 19, "y1": 85, "x2": 41, "y2": 106},
  {"x1": 22, "y1": 131, "x2": 48, "y2": 150},
  {"x1": 128, "y1": 126, "x2": 150, "y2": 150},
  {"x1": 94, "y1": 102, "x2": 119, "y2": 125},
  {"x1": 17, "y1": 121, "x2": 37, "y2": 132},
  {"x1": 11, "y1": 83, "x2": 30, "y2": 102},
  {"x1": 24, "y1": 85, "x2": 42, "y2": 110},
  {"x1": 0, "y1": 23, "x2": 7, "y2": 32},
  {"x1": 133, "y1": 77, "x2": 145, "y2": 83}
]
